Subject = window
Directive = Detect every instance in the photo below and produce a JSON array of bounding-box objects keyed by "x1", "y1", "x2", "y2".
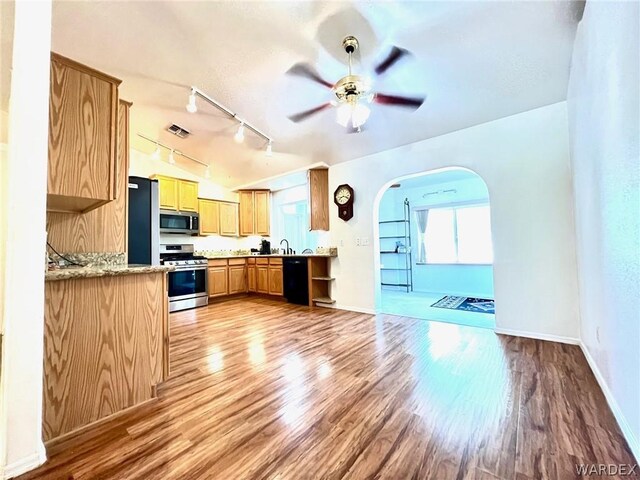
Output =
[
  {"x1": 277, "y1": 200, "x2": 311, "y2": 252},
  {"x1": 415, "y1": 204, "x2": 493, "y2": 264}
]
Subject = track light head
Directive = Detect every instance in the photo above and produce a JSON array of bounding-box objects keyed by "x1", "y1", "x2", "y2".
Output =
[
  {"x1": 266, "y1": 140, "x2": 273, "y2": 157},
  {"x1": 234, "y1": 123, "x2": 245, "y2": 143},
  {"x1": 151, "y1": 145, "x2": 160, "y2": 161},
  {"x1": 186, "y1": 90, "x2": 197, "y2": 113},
  {"x1": 168, "y1": 149, "x2": 176, "y2": 164}
]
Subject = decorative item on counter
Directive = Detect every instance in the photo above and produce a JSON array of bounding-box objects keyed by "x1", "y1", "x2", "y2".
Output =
[{"x1": 315, "y1": 247, "x2": 338, "y2": 256}]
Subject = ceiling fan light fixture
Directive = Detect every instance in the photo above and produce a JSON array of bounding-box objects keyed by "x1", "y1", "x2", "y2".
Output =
[
  {"x1": 336, "y1": 100, "x2": 370, "y2": 129},
  {"x1": 234, "y1": 123, "x2": 245, "y2": 143},
  {"x1": 186, "y1": 89, "x2": 198, "y2": 113}
]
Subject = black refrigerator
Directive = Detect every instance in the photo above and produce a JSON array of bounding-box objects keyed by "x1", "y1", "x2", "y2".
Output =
[{"x1": 128, "y1": 176, "x2": 160, "y2": 265}]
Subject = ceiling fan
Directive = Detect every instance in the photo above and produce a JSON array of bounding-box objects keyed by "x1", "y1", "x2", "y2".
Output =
[{"x1": 286, "y1": 36, "x2": 425, "y2": 132}]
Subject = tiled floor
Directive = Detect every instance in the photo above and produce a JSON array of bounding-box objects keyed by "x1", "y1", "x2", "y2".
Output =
[{"x1": 380, "y1": 289, "x2": 496, "y2": 329}]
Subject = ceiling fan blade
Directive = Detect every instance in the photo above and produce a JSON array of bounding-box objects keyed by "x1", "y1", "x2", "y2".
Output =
[
  {"x1": 374, "y1": 46, "x2": 410, "y2": 76},
  {"x1": 374, "y1": 93, "x2": 425, "y2": 110},
  {"x1": 287, "y1": 103, "x2": 333, "y2": 123},
  {"x1": 286, "y1": 63, "x2": 334, "y2": 89}
]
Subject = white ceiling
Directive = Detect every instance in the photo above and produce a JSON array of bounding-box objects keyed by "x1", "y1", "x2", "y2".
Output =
[{"x1": 50, "y1": 1, "x2": 581, "y2": 188}]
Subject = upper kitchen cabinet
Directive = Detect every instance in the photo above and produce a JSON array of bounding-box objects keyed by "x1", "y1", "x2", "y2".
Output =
[
  {"x1": 198, "y1": 199, "x2": 220, "y2": 236},
  {"x1": 47, "y1": 53, "x2": 122, "y2": 213},
  {"x1": 178, "y1": 180, "x2": 199, "y2": 212},
  {"x1": 152, "y1": 175, "x2": 198, "y2": 212},
  {"x1": 308, "y1": 168, "x2": 329, "y2": 231},
  {"x1": 198, "y1": 199, "x2": 238, "y2": 237},
  {"x1": 219, "y1": 202, "x2": 239, "y2": 236},
  {"x1": 156, "y1": 175, "x2": 178, "y2": 210},
  {"x1": 239, "y1": 190, "x2": 270, "y2": 236}
]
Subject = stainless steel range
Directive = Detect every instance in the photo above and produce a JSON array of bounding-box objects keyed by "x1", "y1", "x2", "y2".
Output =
[{"x1": 161, "y1": 244, "x2": 208, "y2": 312}]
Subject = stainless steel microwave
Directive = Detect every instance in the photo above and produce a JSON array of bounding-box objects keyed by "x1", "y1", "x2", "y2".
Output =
[{"x1": 159, "y1": 210, "x2": 199, "y2": 235}]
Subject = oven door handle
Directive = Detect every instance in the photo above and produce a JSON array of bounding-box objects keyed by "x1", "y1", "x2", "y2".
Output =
[{"x1": 170, "y1": 266, "x2": 207, "y2": 272}]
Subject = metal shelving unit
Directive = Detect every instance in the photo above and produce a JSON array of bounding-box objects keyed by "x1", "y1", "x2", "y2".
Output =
[{"x1": 379, "y1": 198, "x2": 413, "y2": 292}]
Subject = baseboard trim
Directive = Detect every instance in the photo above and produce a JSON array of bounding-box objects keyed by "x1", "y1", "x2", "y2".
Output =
[
  {"x1": 579, "y1": 342, "x2": 640, "y2": 462},
  {"x1": 332, "y1": 304, "x2": 377, "y2": 315},
  {"x1": 494, "y1": 327, "x2": 580, "y2": 345},
  {"x1": 3, "y1": 441, "x2": 46, "y2": 479}
]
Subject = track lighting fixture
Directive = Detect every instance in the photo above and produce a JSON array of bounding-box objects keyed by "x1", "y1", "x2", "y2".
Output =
[
  {"x1": 187, "y1": 86, "x2": 273, "y2": 151},
  {"x1": 151, "y1": 144, "x2": 160, "y2": 161},
  {"x1": 204, "y1": 166, "x2": 211, "y2": 179},
  {"x1": 234, "y1": 123, "x2": 245, "y2": 143},
  {"x1": 266, "y1": 140, "x2": 273, "y2": 157},
  {"x1": 137, "y1": 133, "x2": 209, "y2": 175},
  {"x1": 186, "y1": 89, "x2": 197, "y2": 113}
]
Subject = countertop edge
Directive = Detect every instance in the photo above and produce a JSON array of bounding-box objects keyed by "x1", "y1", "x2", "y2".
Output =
[
  {"x1": 45, "y1": 265, "x2": 175, "y2": 282},
  {"x1": 203, "y1": 254, "x2": 337, "y2": 260}
]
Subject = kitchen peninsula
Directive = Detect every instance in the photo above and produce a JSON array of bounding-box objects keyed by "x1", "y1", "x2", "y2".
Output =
[{"x1": 43, "y1": 263, "x2": 172, "y2": 442}]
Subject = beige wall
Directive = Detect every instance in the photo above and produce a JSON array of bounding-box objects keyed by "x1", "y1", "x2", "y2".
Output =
[
  {"x1": 0, "y1": 1, "x2": 52, "y2": 477},
  {"x1": 568, "y1": 0, "x2": 640, "y2": 460},
  {"x1": 328, "y1": 102, "x2": 581, "y2": 343}
]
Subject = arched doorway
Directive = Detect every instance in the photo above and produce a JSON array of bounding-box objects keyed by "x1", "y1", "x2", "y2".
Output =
[{"x1": 373, "y1": 167, "x2": 495, "y2": 329}]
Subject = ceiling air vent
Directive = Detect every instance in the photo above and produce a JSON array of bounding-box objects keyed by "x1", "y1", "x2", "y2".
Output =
[{"x1": 167, "y1": 123, "x2": 191, "y2": 139}]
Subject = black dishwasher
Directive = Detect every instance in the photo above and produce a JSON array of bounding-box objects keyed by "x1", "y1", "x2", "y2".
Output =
[{"x1": 283, "y1": 257, "x2": 309, "y2": 305}]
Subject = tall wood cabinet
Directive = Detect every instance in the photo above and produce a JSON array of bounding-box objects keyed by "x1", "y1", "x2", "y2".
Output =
[
  {"x1": 47, "y1": 100, "x2": 131, "y2": 252},
  {"x1": 152, "y1": 175, "x2": 198, "y2": 212},
  {"x1": 239, "y1": 190, "x2": 270, "y2": 236},
  {"x1": 308, "y1": 168, "x2": 329, "y2": 231},
  {"x1": 47, "y1": 53, "x2": 122, "y2": 213}
]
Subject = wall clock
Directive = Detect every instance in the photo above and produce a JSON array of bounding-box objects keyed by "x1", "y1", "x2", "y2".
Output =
[{"x1": 334, "y1": 184, "x2": 354, "y2": 221}]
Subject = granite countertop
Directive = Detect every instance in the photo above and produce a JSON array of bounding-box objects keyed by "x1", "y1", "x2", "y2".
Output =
[
  {"x1": 45, "y1": 264, "x2": 175, "y2": 282},
  {"x1": 203, "y1": 253, "x2": 337, "y2": 259}
]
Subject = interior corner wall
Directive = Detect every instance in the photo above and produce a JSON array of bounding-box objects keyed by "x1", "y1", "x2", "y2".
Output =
[
  {"x1": 0, "y1": 0, "x2": 52, "y2": 477},
  {"x1": 329, "y1": 101, "x2": 580, "y2": 339},
  {"x1": 567, "y1": 0, "x2": 640, "y2": 459}
]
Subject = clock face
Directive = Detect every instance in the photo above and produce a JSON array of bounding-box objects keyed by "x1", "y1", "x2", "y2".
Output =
[{"x1": 335, "y1": 186, "x2": 351, "y2": 205}]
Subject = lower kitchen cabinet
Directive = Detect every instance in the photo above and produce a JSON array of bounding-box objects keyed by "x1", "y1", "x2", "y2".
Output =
[
  {"x1": 268, "y1": 266, "x2": 283, "y2": 296},
  {"x1": 228, "y1": 261, "x2": 247, "y2": 294},
  {"x1": 268, "y1": 258, "x2": 283, "y2": 296},
  {"x1": 257, "y1": 265, "x2": 269, "y2": 294},
  {"x1": 208, "y1": 266, "x2": 228, "y2": 297},
  {"x1": 247, "y1": 261, "x2": 257, "y2": 292},
  {"x1": 205, "y1": 255, "x2": 330, "y2": 302}
]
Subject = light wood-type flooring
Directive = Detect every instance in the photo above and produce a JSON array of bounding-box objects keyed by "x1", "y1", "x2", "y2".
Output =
[{"x1": 20, "y1": 297, "x2": 636, "y2": 479}]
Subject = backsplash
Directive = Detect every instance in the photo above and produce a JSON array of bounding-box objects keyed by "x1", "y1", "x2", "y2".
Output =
[
  {"x1": 160, "y1": 233, "x2": 267, "y2": 251},
  {"x1": 160, "y1": 231, "x2": 332, "y2": 253}
]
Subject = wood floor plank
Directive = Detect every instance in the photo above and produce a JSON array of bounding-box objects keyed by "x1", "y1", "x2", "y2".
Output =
[{"x1": 18, "y1": 297, "x2": 636, "y2": 480}]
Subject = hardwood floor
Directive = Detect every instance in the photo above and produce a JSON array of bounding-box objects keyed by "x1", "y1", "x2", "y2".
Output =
[{"x1": 20, "y1": 298, "x2": 635, "y2": 479}]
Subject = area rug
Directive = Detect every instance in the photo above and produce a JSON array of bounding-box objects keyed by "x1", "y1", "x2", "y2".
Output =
[{"x1": 431, "y1": 296, "x2": 495, "y2": 314}]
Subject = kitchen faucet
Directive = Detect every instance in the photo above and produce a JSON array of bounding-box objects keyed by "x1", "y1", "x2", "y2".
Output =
[{"x1": 280, "y1": 239, "x2": 291, "y2": 255}]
